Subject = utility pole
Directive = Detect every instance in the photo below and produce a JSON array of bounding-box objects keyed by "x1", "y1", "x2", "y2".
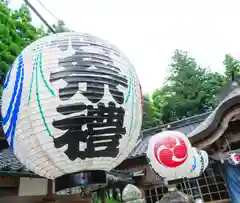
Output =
[{"x1": 23, "y1": 0, "x2": 56, "y2": 33}]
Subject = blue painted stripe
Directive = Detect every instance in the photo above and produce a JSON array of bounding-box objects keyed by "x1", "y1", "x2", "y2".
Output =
[
  {"x1": 10, "y1": 64, "x2": 24, "y2": 150},
  {"x1": 4, "y1": 55, "x2": 23, "y2": 137},
  {"x1": 3, "y1": 55, "x2": 24, "y2": 150},
  {"x1": 3, "y1": 56, "x2": 23, "y2": 125},
  {"x1": 192, "y1": 156, "x2": 197, "y2": 171},
  {"x1": 9, "y1": 124, "x2": 16, "y2": 150},
  {"x1": 3, "y1": 64, "x2": 13, "y2": 89}
]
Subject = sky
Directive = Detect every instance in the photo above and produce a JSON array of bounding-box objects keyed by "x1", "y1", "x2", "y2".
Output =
[{"x1": 8, "y1": 0, "x2": 240, "y2": 94}]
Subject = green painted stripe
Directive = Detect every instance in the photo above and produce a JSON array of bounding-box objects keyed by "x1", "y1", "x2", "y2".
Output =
[
  {"x1": 35, "y1": 53, "x2": 53, "y2": 138},
  {"x1": 124, "y1": 70, "x2": 132, "y2": 104},
  {"x1": 39, "y1": 53, "x2": 56, "y2": 96},
  {"x1": 28, "y1": 55, "x2": 39, "y2": 105},
  {"x1": 123, "y1": 68, "x2": 136, "y2": 135},
  {"x1": 129, "y1": 70, "x2": 135, "y2": 134}
]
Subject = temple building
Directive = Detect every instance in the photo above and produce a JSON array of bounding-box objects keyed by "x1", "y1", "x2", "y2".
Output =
[{"x1": 1, "y1": 88, "x2": 240, "y2": 203}]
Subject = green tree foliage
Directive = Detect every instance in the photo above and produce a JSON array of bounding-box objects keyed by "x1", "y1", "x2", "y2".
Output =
[
  {"x1": 217, "y1": 54, "x2": 240, "y2": 100},
  {"x1": 223, "y1": 54, "x2": 240, "y2": 79},
  {"x1": 151, "y1": 50, "x2": 225, "y2": 124},
  {"x1": 46, "y1": 20, "x2": 70, "y2": 34},
  {"x1": 52, "y1": 20, "x2": 69, "y2": 33},
  {"x1": 142, "y1": 94, "x2": 162, "y2": 129},
  {"x1": 0, "y1": 2, "x2": 43, "y2": 75}
]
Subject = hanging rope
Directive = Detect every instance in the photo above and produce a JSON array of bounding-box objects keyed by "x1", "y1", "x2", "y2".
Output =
[{"x1": 224, "y1": 133, "x2": 232, "y2": 152}]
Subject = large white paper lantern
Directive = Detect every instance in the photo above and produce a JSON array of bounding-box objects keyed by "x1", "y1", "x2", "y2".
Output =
[
  {"x1": 200, "y1": 150, "x2": 209, "y2": 172},
  {"x1": 189, "y1": 148, "x2": 202, "y2": 178},
  {"x1": 146, "y1": 131, "x2": 193, "y2": 181},
  {"x1": 1, "y1": 32, "x2": 142, "y2": 179},
  {"x1": 188, "y1": 148, "x2": 209, "y2": 178}
]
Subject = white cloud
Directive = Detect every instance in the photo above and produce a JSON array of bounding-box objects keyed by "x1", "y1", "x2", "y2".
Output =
[{"x1": 9, "y1": 0, "x2": 240, "y2": 93}]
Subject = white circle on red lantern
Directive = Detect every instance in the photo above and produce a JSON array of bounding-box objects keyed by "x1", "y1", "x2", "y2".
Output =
[{"x1": 146, "y1": 130, "x2": 193, "y2": 181}]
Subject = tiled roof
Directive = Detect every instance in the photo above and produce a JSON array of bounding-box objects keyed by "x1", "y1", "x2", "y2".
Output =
[
  {"x1": 0, "y1": 148, "x2": 35, "y2": 176},
  {"x1": 0, "y1": 149, "x2": 24, "y2": 171}
]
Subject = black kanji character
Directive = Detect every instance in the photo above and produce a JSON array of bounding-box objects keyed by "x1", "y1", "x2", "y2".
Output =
[
  {"x1": 52, "y1": 102, "x2": 126, "y2": 161},
  {"x1": 50, "y1": 49, "x2": 128, "y2": 104}
]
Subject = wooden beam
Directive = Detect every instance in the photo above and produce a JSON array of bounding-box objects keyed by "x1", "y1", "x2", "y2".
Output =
[{"x1": 42, "y1": 179, "x2": 56, "y2": 202}]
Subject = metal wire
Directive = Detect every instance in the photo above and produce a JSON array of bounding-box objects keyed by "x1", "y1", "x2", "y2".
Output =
[
  {"x1": 35, "y1": 0, "x2": 69, "y2": 32},
  {"x1": 23, "y1": 0, "x2": 56, "y2": 33},
  {"x1": 35, "y1": 0, "x2": 59, "y2": 21}
]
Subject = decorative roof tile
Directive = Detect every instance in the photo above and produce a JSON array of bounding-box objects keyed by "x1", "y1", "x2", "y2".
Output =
[{"x1": 0, "y1": 148, "x2": 29, "y2": 172}]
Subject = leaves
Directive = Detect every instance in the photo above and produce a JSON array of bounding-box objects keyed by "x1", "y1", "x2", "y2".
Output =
[
  {"x1": 224, "y1": 54, "x2": 240, "y2": 79},
  {"x1": 142, "y1": 94, "x2": 162, "y2": 129},
  {"x1": 45, "y1": 20, "x2": 70, "y2": 35},
  {"x1": 145, "y1": 50, "x2": 225, "y2": 126},
  {"x1": 0, "y1": 2, "x2": 43, "y2": 76}
]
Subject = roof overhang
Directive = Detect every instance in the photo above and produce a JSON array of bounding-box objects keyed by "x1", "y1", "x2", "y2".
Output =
[
  {"x1": 188, "y1": 88, "x2": 240, "y2": 149},
  {"x1": 0, "y1": 170, "x2": 42, "y2": 178}
]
